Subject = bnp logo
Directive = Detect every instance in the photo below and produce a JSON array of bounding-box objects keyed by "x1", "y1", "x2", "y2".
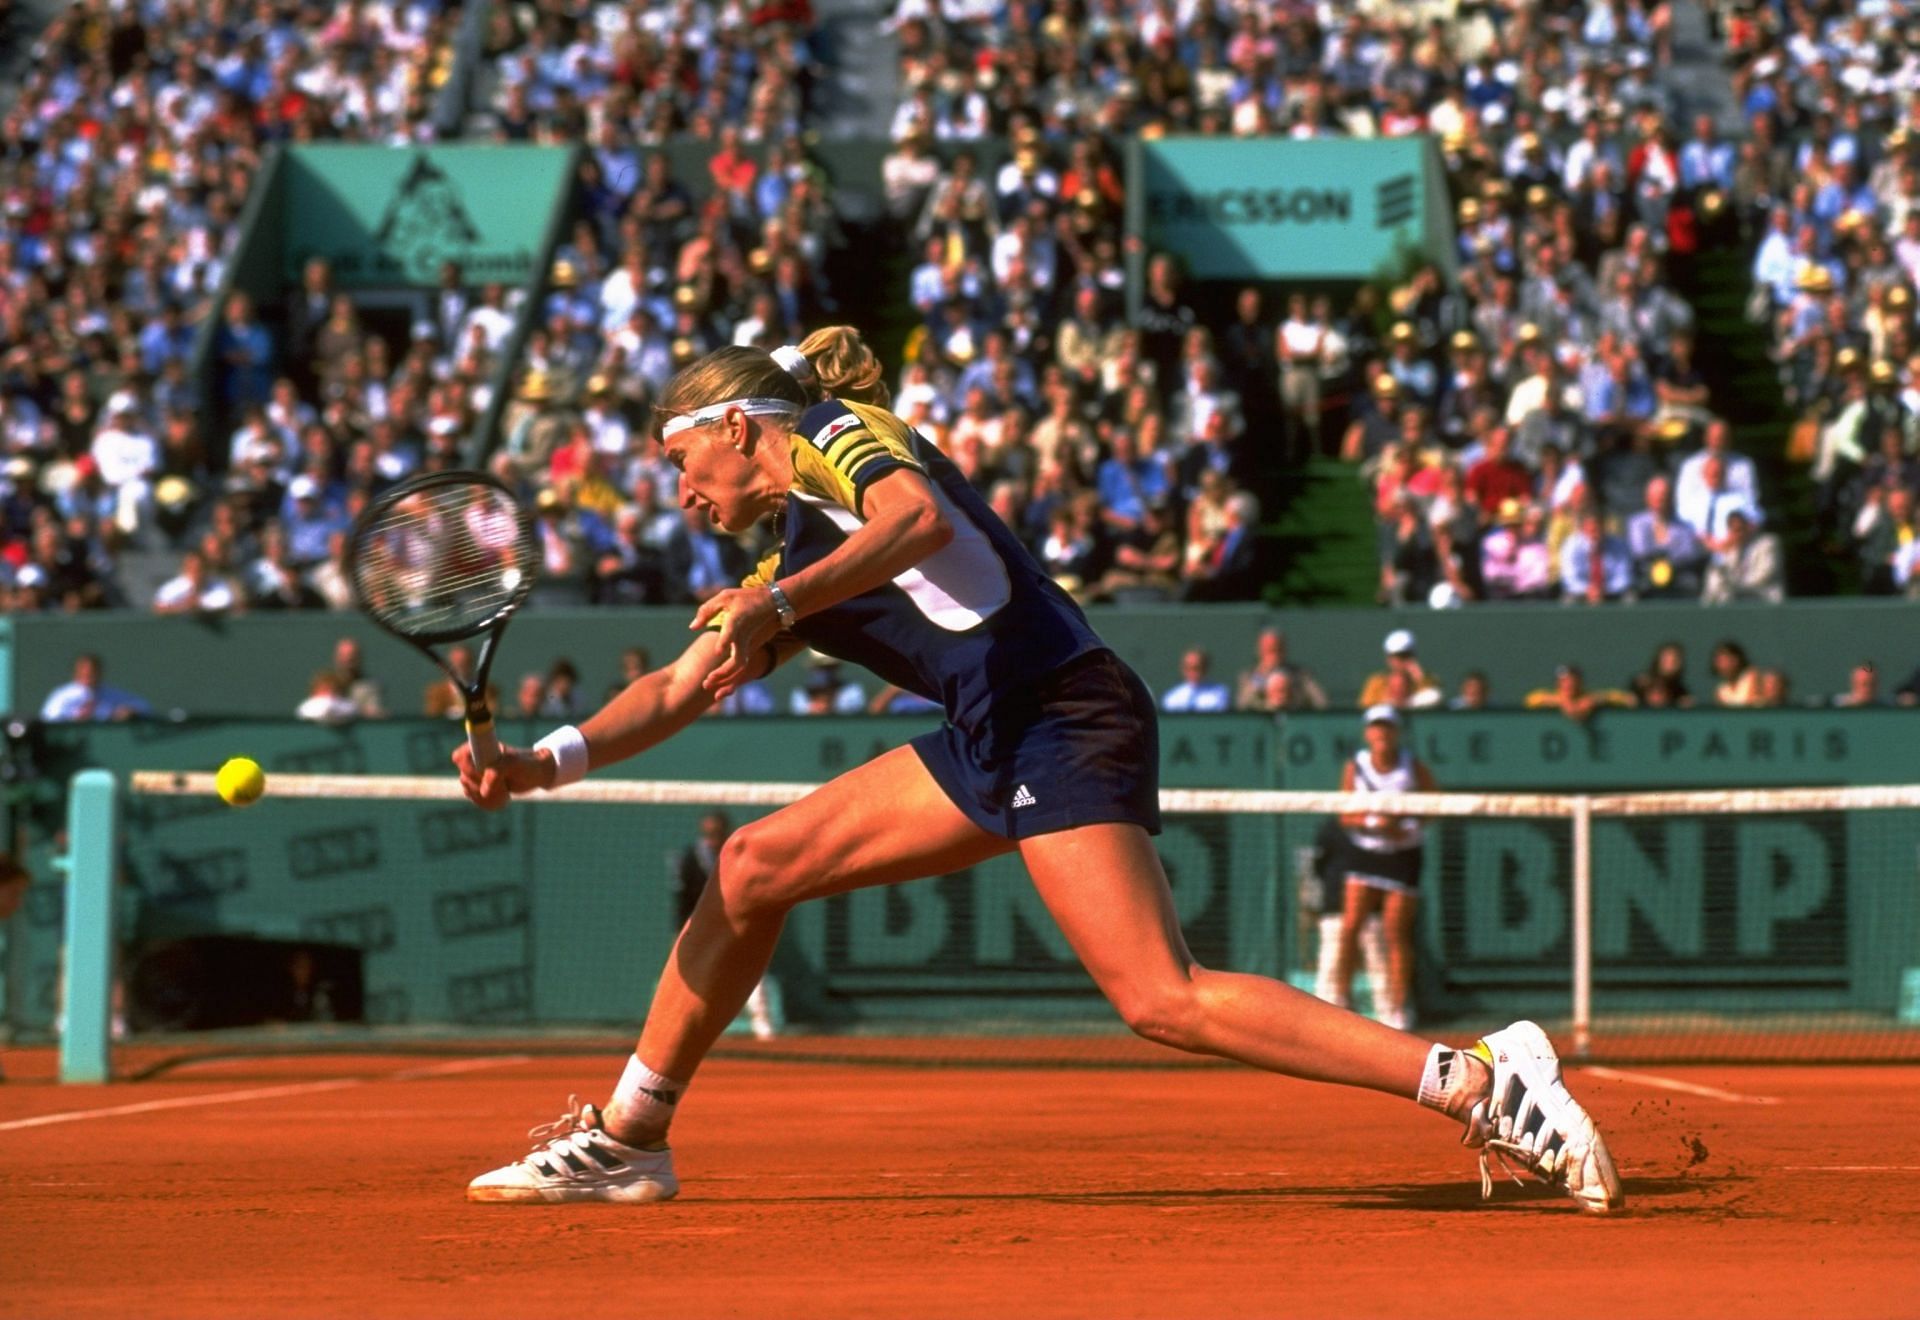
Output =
[
  {"x1": 1375, "y1": 174, "x2": 1416, "y2": 229},
  {"x1": 375, "y1": 153, "x2": 483, "y2": 282}
]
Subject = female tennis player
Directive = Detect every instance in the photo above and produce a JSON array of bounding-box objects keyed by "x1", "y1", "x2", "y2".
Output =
[
  {"x1": 455, "y1": 329, "x2": 1623, "y2": 1213},
  {"x1": 1332, "y1": 704, "x2": 1438, "y2": 1032}
]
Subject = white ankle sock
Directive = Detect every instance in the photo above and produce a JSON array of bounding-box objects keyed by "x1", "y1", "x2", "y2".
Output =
[
  {"x1": 1417, "y1": 1043, "x2": 1489, "y2": 1121},
  {"x1": 602, "y1": 1054, "x2": 687, "y2": 1145}
]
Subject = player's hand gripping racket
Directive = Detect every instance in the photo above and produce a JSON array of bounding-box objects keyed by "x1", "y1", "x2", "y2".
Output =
[{"x1": 347, "y1": 472, "x2": 538, "y2": 769}]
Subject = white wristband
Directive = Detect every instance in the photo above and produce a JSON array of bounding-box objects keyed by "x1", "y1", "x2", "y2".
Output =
[{"x1": 533, "y1": 725, "x2": 589, "y2": 789}]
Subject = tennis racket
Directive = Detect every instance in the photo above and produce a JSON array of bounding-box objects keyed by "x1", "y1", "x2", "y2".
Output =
[{"x1": 347, "y1": 471, "x2": 539, "y2": 769}]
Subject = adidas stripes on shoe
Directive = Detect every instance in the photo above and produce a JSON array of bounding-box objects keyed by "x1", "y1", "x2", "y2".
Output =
[
  {"x1": 1460, "y1": 1021, "x2": 1625, "y2": 1214},
  {"x1": 467, "y1": 1096, "x2": 680, "y2": 1204}
]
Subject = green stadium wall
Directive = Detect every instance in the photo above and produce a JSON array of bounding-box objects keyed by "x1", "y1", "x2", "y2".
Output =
[
  {"x1": 8, "y1": 602, "x2": 1920, "y2": 721},
  {"x1": 4, "y1": 707, "x2": 1917, "y2": 1038}
]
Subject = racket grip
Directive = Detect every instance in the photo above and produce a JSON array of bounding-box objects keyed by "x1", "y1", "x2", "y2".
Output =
[{"x1": 465, "y1": 713, "x2": 502, "y2": 770}]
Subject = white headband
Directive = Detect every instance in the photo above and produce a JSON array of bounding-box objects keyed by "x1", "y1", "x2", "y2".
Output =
[
  {"x1": 771, "y1": 345, "x2": 814, "y2": 381},
  {"x1": 659, "y1": 396, "x2": 800, "y2": 439}
]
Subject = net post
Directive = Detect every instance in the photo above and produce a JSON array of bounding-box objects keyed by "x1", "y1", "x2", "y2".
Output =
[
  {"x1": 1571, "y1": 794, "x2": 1593, "y2": 1060},
  {"x1": 59, "y1": 769, "x2": 118, "y2": 1084}
]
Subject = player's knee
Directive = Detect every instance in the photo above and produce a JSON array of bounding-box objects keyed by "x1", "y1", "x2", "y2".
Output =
[
  {"x1": 712, "y1": 827, "x2": 792, "y2": 924},
  {"x1": 1109, "y1": 977, "x2": 1203, "y2": 1052}
]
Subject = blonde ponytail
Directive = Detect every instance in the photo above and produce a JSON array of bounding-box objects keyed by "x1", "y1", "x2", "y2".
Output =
[{"x1": 796, "y1": 325, "x2": 890, "y2": 407}]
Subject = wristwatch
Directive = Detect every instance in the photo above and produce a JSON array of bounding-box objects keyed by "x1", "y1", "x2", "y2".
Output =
[{"x1": 767, "y1": 582, "x2": 798, "y2": 628}]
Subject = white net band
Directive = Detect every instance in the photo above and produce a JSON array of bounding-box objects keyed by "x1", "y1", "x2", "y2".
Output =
[{"x1": 126, "y1": 772, "x2": 1920, "y2": 817}]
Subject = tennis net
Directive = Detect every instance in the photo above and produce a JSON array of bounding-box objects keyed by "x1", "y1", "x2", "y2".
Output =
[{"x1": 37, "y1": 772, "x2": 1920, "y2": 1078}]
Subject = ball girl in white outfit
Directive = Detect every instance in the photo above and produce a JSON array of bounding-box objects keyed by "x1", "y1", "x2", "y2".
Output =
[{"x1": 1333, "y1": 704, "x2": 1437, "y2": 1030}]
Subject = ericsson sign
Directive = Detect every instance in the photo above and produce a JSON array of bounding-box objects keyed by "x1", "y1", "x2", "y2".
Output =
[
  {"x1": 1131, "y1": 137, "x2": 1451, "y2": 280},
  {"x1": 1147, "y1": 186, "x2": 1357, "y2": 226}
]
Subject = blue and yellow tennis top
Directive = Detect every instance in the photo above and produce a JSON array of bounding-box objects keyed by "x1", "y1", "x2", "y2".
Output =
[{"x1": 739, "y1": 397, "x2": 1102, "y2": 737}]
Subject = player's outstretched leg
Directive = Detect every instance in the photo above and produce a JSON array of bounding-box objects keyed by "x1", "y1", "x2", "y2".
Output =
[
  {"x1": 468, "y1": 747, "x2": 1011, "y2": 1204},
  {"x1": 468, "y1": 1096, "x2": 680, "y2": 1204},
  {"x1": 466, "y1": 899, "x2": 789, "y2": 1204},
  {"x1": 1452, "y1": 1021, "x2": 1624, "y2": 1213},
  {"x1": 1023, "y1": 822, "x2": 1625, "y2": 1213}
]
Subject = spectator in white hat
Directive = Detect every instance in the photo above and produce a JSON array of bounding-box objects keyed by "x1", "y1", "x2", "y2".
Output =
[
  {"x1": 1357, "y1": 629, "x2": 1443, "y2": 710},
  {"x1": 283, "y1": 475, "x2": 347, "y2": 567}
]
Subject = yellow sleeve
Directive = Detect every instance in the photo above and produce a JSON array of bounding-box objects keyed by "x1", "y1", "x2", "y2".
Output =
[
  {"x1": 1523, "y1": 691, "x2": 1557, "y2": 709},
  {"x1": 700, "y1": 549, "x2": 807, "y2": 672},
  {"x1": 790, "y1": 399, "x2": 927, "y2": 515},
  {"x1": 737, "y1": 549, "x2": 780, "y2": 593}
]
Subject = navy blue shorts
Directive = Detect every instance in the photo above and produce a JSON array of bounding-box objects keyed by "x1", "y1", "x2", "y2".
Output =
[
  {"x1": 1348, "y1": 845, "x2": 1424, "y2": 894},
  {"x1": 912, "y1": 649, "x2": 1161, "y2": 841}
]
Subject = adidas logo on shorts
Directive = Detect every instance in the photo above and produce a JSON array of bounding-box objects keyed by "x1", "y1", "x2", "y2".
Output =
[{"x1": 1011, "y1": 784, "x2": 1037, "y2": 809}]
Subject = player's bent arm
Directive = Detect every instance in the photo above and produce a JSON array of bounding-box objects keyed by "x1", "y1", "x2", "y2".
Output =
[
  {"x1": 694, "y1": 468, "x2": 955, "y2": 695},
  {"x1": 778, "y1": 468, "x2": 954, "y2": 620},
  {"x1": 576, "y1": 630, "x2": 741, "y2": 769},
  {"x1": 457, "y1": 632, "x2": 745, "y2": 807}
]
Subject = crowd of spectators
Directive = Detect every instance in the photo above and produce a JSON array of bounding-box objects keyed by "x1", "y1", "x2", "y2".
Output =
[
  {"x1": 481, "y1": 0, "x2": 816, "y2": 147},
  {"x1": 9, "y1": 0, "x2": 1920, "y2": 623},
  {"x1": 869, "y1": 0, "x2": 1813, "y2": 611},
  {"x1": 493, "y1": 6, "x2": 846, "y2": 612},
  {"x1": 301, "y1": 1, "x2": 832, "y2": 614},
  {"x1": 0, "y1": 0, "x2": 471, "y2": 612},
  {"x1": 1728, "y1": 0, "x2": 1920, "y2": 598},
  {"x1": 1290, "y1": 0, "x2": 1795, "y2": 611},
  {"x1": 0, "y1": 0, "x2": 833, "y2": 619},
  {"x1": 811, "y1": 0, "x2": 1920, "y2": 614},
  {"x1": 1, "y1": 0, "x2": 1247, "y2": 617},
  {"x1": 882, "y1": 230, "x2": 1265, "y2": 602}
]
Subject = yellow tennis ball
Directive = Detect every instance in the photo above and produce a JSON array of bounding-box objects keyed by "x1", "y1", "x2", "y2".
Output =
[{"x1": 216, "y1": 757, "x2": 266, "y2": 807}]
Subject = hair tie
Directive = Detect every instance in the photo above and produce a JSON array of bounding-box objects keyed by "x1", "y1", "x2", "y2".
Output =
[{"x1": 771, "y1": 345, "x2": 815, "y2": 382}]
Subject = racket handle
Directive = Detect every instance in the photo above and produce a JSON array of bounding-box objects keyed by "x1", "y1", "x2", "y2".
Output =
[{"x1": 466, "y1": 712, "x2": 502, "y2": 770}]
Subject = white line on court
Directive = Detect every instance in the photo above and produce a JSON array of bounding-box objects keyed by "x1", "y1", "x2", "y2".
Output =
[
  {"x1": 391, "y1": 1056, "x2": 532, "y2": 1080},
  {"x1": 1782, "y1": 1165, "x2": 1920, "y2": 1172},
  {"x1": 1578, "y1": 1064, "x2": 1783, "y2": 1105},
  {"x1": 0, "y1": 1055, "x2": 531, "y2": 1132}
]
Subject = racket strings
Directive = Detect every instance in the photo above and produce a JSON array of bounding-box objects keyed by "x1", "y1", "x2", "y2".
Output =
[{"x1": 351, "y1": 483, "x2": 536, "y2": 637}]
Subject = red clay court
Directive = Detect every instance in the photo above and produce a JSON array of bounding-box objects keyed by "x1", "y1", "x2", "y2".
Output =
[{"x1": 4, "y1": 1043, "x2": 1916, "y2": 1319}]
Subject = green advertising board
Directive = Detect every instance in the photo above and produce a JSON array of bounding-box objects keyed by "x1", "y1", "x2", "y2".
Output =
[
  {"x1": 1270, "y1": 711, "x2": 1919, "y2": 1013},
  {"x1": 279, "y1": 145, "x2": 575, "y2": 288},
  {"x1": 1130, "y1": 136, "x2": 1455, "y2": 281},
  {"x1": 6, "y1": 714, "x2": 1918, "y2": 1039},
  {"x1": 1, "y1": 717, "x2": 1280, "y2": 1033},
  {"x1": 1269, "y1": 710, "x2": 1900, "y2": 791}
]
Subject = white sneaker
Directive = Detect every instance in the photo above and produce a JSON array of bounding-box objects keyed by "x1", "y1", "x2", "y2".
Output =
[
  {"x1": 467, "y1": 1096, "x2": 680, "y2": 1204},
  {"x1": 1462, "y1": 1021, "x2": 1625, "y2": 1214}
]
